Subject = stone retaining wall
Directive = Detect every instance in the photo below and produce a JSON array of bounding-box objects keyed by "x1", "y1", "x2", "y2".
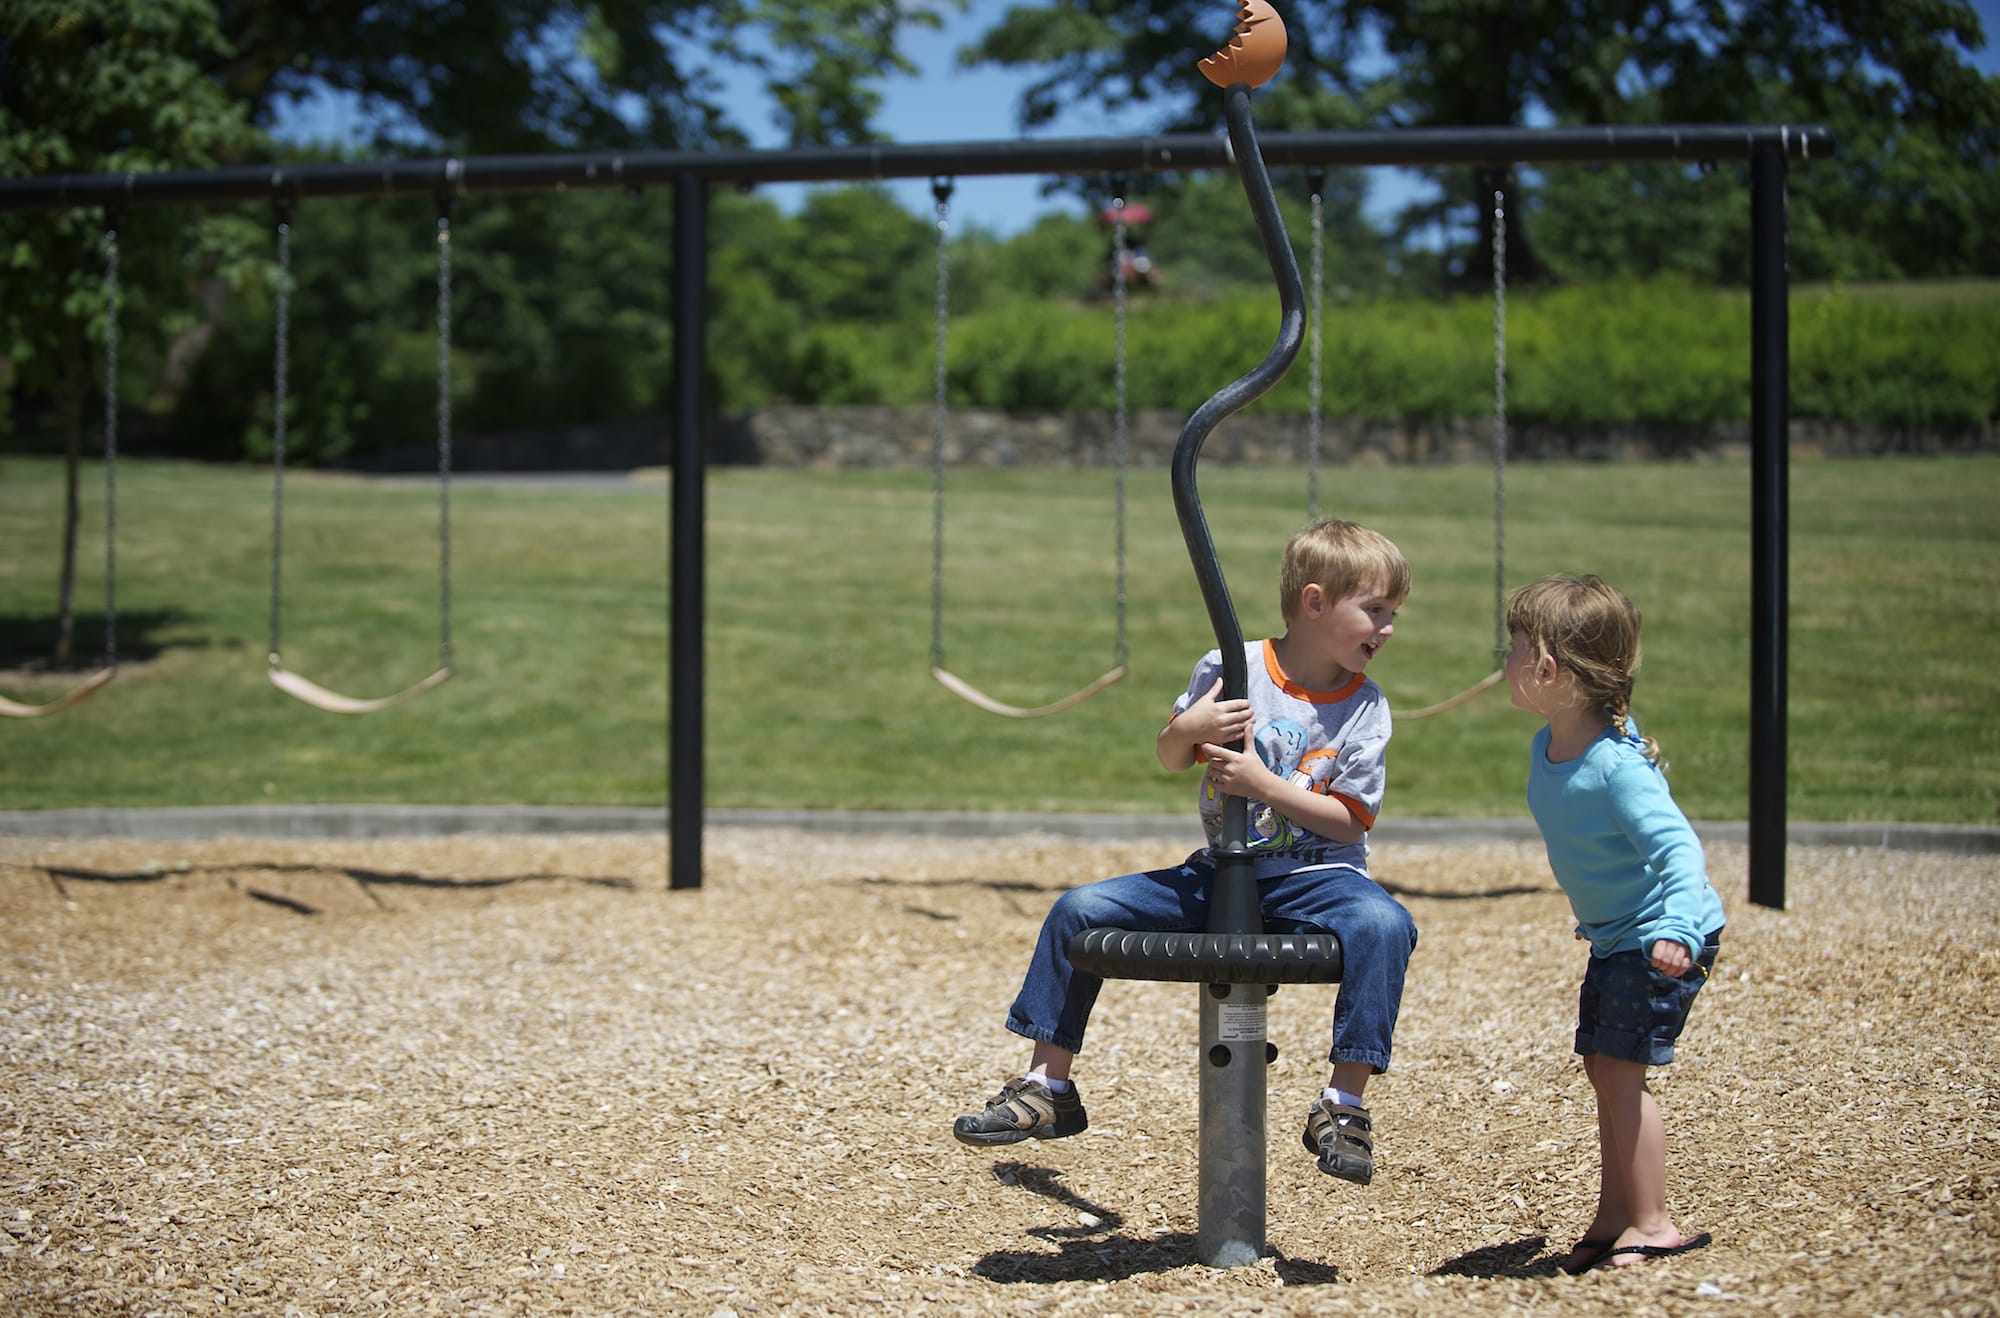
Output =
[
  {"x1": 355, "y1": 407, "x2": 1994, "y2": 471},
  {"x1": 710, "y1": 406, "x2": 1995, "y2": 468}
]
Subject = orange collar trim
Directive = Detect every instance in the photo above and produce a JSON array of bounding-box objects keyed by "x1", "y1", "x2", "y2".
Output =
[{"x1": 1262, "y1": 639, "x2": 1364, "y2": 703}]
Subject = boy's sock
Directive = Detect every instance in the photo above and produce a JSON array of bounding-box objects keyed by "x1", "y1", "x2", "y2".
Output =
[
  {"x1": 1036, "y1": 1075, "x2": 1072, "y2": 1094},
  {"x1": 1321, "y1": 1086, "x2": 1365, "y2": 1111}
]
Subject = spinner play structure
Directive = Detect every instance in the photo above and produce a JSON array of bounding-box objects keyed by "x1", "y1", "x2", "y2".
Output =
[{"x1": 1058, "y1": 2, "x2": 1338, "y2": 1265}]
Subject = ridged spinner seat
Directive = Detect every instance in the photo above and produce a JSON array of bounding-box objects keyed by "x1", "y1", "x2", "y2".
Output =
[{"x1": 1068, "y1": 927, "x2": 1344, "y2": 984}]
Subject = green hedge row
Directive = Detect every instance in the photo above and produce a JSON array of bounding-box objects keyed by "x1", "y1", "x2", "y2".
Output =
[{"x1": 776, "y1": 277, "x2": 1999, "y2": 427}]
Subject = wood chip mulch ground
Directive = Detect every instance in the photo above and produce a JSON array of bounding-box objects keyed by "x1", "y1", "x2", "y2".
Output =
[{"x1": 2, "y1": 829, "x2": 1995, "y2": 1316}]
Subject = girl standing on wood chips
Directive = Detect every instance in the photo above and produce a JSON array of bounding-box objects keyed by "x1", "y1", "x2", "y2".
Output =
[{"x1": 1503, "y1": 574, "x2": 1726, "y2": 1274}]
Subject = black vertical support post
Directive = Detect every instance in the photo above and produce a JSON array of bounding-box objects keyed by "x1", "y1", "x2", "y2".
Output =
[
  {"x1": 1748, "y1": 143, "x2": 1788, "y2": 910},
  {"x1": 670, "y1": 172, "x2": 707, "y2": 891}
]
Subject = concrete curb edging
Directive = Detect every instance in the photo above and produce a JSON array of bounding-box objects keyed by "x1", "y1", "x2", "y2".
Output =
[{"x1": 0, "y1": 806, "x2": 1993, "y2": 854}]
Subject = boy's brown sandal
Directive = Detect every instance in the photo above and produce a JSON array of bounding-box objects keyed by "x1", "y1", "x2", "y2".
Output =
[
  {"x1": 952, "y1": 1079, "x2": 1088, "y2": 1146},
  {"x1": 1302, "y1": 1098, "x2": 1374, "y2": 1184}
]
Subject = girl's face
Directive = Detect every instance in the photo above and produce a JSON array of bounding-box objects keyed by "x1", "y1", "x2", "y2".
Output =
[{"x1": 1504, "y1": 628, "x2": 1553, "y2": 715}]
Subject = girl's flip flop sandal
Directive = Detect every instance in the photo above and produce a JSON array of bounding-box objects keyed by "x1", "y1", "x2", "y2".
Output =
[
  {"x1": 1593, "y1": 1231, "x2": 1714, "y2": 1270},
  {"x1": 1559, "y1": 1237, "x2": 1617, "y2": 1275}
]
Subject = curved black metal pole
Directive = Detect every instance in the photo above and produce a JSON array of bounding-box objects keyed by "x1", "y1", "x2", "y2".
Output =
[{"x1": 1171, "y1": 82, "x2": 1307, "y2": 937}]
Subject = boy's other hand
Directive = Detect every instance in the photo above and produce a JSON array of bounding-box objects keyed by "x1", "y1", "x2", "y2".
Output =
[
  {"x1": 1649, "y1": 939, "x2": 1692, "y2": 978},
  {"x1": 1186, "y1": 678, "x2": 1253, "y2": 751}
]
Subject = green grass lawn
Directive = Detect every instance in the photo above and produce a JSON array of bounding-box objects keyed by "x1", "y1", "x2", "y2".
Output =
[
  {"x1": 2, "y1": 453, "x2": 1995, "y2": 823},
  {"x1": 0, "y1": 460, "x2": 668, "y2": 808}
]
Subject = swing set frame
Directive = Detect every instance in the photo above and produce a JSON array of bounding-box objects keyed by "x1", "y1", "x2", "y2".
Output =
[
  {"x1": 668, "y1": 124, "x2": 1822, "y2": 906},
  {"x1": 0, "y1": 122, "x2": 1831, "y2": 906}
]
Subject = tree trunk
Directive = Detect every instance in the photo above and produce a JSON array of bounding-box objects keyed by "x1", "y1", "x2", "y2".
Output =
[{"x1": 149, "y1": 277, "x2": 229, "y2": 413}]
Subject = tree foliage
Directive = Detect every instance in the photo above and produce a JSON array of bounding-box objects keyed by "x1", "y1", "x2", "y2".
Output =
[
  {"x1": 0, "y1": 0, "x2": 261, "y2": 660},
  {"x1": 963, "y1": 0, "x2": 2000, "y2": 287},
  {"x1": 2, "y1": 0, "x2": 1997, "y2": 484},
  {"x1": 209, "y1": 0, "x2": 940, "y2": 151},
  {"x1": 1, "y1": 0, "x2": 259, "y2": 410},
  {"x1": 2, "y1": 0, "x2": 941, "y2": 453}
]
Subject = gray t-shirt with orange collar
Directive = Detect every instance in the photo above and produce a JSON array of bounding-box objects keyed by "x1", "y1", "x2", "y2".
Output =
[{"x1": 1173, "y1": 639, "x2": 1392, "y2": 879}]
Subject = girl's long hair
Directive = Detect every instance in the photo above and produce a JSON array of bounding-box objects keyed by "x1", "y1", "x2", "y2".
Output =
[{"x1": 1505, "y1": 574, "x2": 1662, "y2": 765}]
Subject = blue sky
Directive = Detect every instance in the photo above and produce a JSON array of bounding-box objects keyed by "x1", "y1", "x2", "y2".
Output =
[
  {"x1": 711, "y1": 8, "x2": 1423, "y2": 236},
  {"x1": 716, "y1": 10, "x2": 1237, "y2": 235},
  {"x1": 1978, "y1": 1, "x2": 2000, "y2": 85},
  {"x1": 1979, "y1": 0, "x2": 2000, "y2": 64}
]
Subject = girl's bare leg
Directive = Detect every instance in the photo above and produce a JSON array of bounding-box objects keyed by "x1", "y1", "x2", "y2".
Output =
[
  {"x1": 1563, "y1": 1054, "x2": 1630, "y2": 1271},
  {"x1": 1588, "y1": 1053, "x2": 1686, "y2": 1263}
]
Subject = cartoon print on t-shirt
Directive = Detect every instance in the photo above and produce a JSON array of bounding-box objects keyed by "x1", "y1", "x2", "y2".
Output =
[{"x1": 1201, "y1": 717, "x2": 1342, "y2": 851}]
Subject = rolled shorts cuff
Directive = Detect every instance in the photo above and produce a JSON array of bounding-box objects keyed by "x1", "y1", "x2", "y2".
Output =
[{"x1": 1578, "y1": 1023, "x2": 1680, "y2": 1067}]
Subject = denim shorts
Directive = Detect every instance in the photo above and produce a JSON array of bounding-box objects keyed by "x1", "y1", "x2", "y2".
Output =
[{"x1": 1575, "y1": 930, "x2": 1721, "y2": 1066}]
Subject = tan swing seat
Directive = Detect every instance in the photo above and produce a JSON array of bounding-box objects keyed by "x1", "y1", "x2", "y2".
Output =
[
  {"x1": 930, "y1": 662, "x2": 1125, "y2": 720},
  {"x1": 267, "y1": 661, "x2": 451, "y2": 715},
  {"x1": 0, "y1": 666, "x2": 117, "y2": 719}
]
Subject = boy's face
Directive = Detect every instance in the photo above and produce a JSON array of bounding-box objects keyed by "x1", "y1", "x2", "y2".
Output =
[{"x1": 1303, "y1": 581, "x2": 1400, "y2": 675}]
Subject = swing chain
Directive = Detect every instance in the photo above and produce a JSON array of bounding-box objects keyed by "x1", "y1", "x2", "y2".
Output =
[
  {"x1": 1490, "y1": 178, "x2": 1509, "y2": 665},
  {"x1": 1109, "y1": 178, "x2": 1129, "y2": 667},
  {"x1": 1306, "y1": 170, "x2": 1325, "y2": 523},
  {"x1": 928, "y1": 178, "x2": 953, "y2": 672},
  {"x1": 269, "y1": 205, "x2": 292, "y2": 667},
  {"x1": 435, "y1": 198, "x2": 455, "y2": 671}
]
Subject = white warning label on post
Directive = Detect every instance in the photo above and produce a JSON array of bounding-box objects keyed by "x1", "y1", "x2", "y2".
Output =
[{"x1": 1216, "y1": 1001, "x2": 1266, "y2": 1043}]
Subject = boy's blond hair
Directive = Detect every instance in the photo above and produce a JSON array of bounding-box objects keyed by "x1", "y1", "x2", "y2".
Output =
[
  {"x1": 1505, "y1": 574, "x2": 1662, "y2": 764},
  {"x1": 1279, "y1": 519, "x2": 1412, "y2": 623}
]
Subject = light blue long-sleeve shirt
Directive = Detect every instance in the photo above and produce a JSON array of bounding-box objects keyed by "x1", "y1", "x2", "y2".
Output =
[{"x1": 1527, "y1": 723, "x2": 1725, "y2": 959}]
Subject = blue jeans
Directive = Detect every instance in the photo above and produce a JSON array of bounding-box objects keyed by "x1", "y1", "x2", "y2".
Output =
[{"x1": 1004, "y1": 858, "x2": 1419, "y2": 1073}]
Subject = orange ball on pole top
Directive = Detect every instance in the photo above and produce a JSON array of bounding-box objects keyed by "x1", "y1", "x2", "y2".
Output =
[{"x1": 1198, "y1": 0, "x2": 1288, "y2": 89}]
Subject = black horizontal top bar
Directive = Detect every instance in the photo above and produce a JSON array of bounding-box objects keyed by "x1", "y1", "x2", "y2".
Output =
[{"x1": 0, "y1": 123, "x2": 1835, "y2": 214}]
